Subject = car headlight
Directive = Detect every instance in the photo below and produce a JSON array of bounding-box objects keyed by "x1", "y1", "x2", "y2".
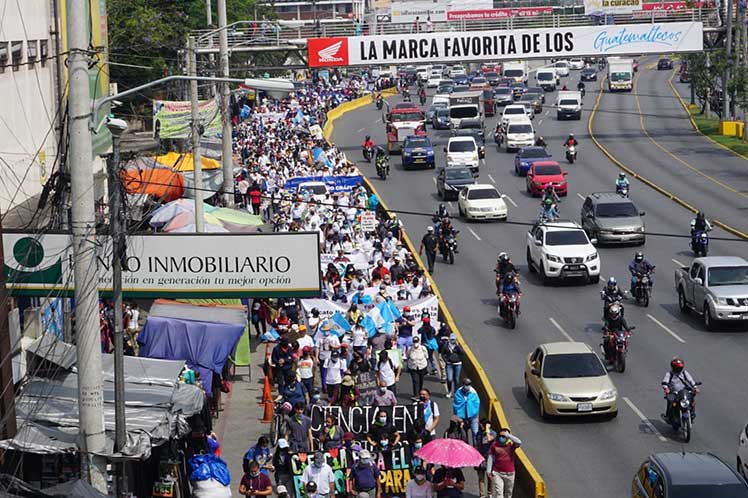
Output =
[
  {"x1": 598, "y1": 229, "x2": 613, "y2": 234},
  {"x1": 599, "y1": 389, "x2": 617, "y2": 400},
  {"x1": 585, "y1": 252, "x2": 598, "y2": 262},
  {"x1": 717, "y1": 297, "x2": 728, "y2": 304},
  {"x1": 545, "y1": 254, "x2": 561, "y2": 263},
  {"x1": 403, "y1": 151, "x2": 411, "y2": 156},
  {"x1": 469, "y1": 207, "x2": 480, "y2": 212},
  {"x1": 636, "y1": 226, "x2": 645, "y2": 232},
  {"x1": 521, "y1": 161, "x2": 529, "y2": 166},
  {"x1": 427, "y1": 150, "x2": 434, "y2": 155},
  {"x1": 547, "y1": 393, "x2": 569, "y2": 402},
  {"x1": 472, "y1": 152, "x2": 479, "y2": 160}
]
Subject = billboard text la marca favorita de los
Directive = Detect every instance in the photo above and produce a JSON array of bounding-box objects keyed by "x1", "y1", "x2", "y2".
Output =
[
  {"x1": 307, "y1": 22, "x2": 703, "y2": 67},
  {"x1": 2, "y1": 232, "x2": 321, "y2": 298}
]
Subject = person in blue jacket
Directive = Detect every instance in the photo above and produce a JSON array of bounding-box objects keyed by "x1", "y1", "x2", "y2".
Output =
[{"x1": 452, "y1": 378, "x2": 481, "y2": 446}]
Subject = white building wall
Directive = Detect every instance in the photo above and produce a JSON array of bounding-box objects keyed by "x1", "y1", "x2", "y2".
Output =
[{"x1": 0, "y1": 0, "x2": 58, "y2": 219}]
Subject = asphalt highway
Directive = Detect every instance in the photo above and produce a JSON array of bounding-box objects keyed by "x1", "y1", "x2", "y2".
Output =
[{"x1": 332, "y1": 63, "x2": 748, "y2": 497}]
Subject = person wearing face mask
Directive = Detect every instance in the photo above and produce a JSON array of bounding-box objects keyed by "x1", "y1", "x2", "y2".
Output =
[
  {"x1": 243, "y1": 436, "x2": 275, "y2": 475},
  {"x1": 340, "y1": 375, "x2": 360, "y2": 408},
  {"x1": 305, "y1": 388, "x2": 327, "y2": 416},
  {"x1": 271, "y1": 338, "x2": 295, "y2": 391},
  {"x1": 452, "y1": 379, "x2": 481, "y2": 446},
  {"x1": 239, "y1": 461, "x2": 273, "y2": 498},
  {"x1": 367, "y1": 410, "x2": 400, "y2": 448},
  {"x1": 432, "y1": 466, "x2": 465, "y2": 498},
  {"x1": 297, "y1": 346, "x2": 315, "y2": 395},
  {"x1": 475, "y1": 420, "x2": 497, "y2": 498},
  {"x1": 420, "y1": 389, "x2": 440, "y2": 442},
  {"x1": 318, "y1": 415, "x2": 343, "y2": 450},
  {"x1": 488, "y1": 428, "x2": 522, "y2": 498},
  {"x1": 372, "y1": 380, "x2": 397, "y2": 407},
  {"x1": 322, "y1": 349, "x2": 347, "y2": 404},
  {"x1": 272, "y1": 439, "x2": 293, "y2": 490},
  {"x1": 301, "y1": 451, "x2": 336, "y2": 498},
  {"x1": 285, "y1": 402, "x2": 313, "y2": 453},
  {"x1": 280, "y1": 374, "x2": 308, "y2": 407},
  {"x1": 315, "y1": 323, "x2": 339, "y2": 390},
  {"x1": 371, "y1": 260, "x2": 390, "y2": 282},
  {"x1": 348, "y1": 449, "x2": 381, "y2": 498},
  {"x1": 440, "y1": 334, "x2": 464, "y2": 398},
  {"x1": 376, "y1": 349, "x2": 400, "y2": 395},
  {"x1": 408, "y1": 336, "x2": 429, "y2": 398},
  {"x1": 406, "y1": 467, "x2": 433, "y2": 498}
]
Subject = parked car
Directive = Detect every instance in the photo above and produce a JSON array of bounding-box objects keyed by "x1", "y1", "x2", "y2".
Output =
[{"x1": 436, "y1": 167, "x2": 476, "y2": 200}]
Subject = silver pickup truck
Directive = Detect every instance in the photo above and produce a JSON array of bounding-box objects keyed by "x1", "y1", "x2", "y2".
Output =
[{"x1": 674, "y1": 256, "x2": 748, "y2": 330}]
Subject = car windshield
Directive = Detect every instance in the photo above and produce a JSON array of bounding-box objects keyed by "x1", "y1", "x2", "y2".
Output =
[
  {"x1": 504, "y1": 69, "x2": 524, "y2": 78},
  {"x1": 534, "y1": 164, "x2": 561, "y2": 175},
  {"x1": 542, "y1": 353, "x2": 605, "y2": 378},
  {"x1": 438, "y1": 85, "x2": 454, "y2": 93},
  {"x1": 508, "y1": 124, "x2": 533, "y2": 134},
  {"x1": 301, "y1": 184, "x2": 327, "y2": 195},
  {"x1": 392, "y1": 112, "x2": 422, "y2": 121},
  {"x1": 406, "y1": 138, "x2": 430, "y2": 148},
  {"x1": 521, "y1": 148, "x2": 548, "y2": 158},
  {"x1": 460, "y1": 121, "x2": 482, "y2": 130},
  {"x1": 611, "y1": 72, "x2": 631, "y2": 81},
  {"x1": 559, "y1": 99, "x2": 578, "y2": 106},
  {"x1": 537, "y1": 72, "x2": 554, "y2": 81},
  {"x1": 583, "y1": 68, "x2": 595, "y2": 74},
  {"x1": 451, "y1": 107, "x2": 478, "y2": 119},
  {"x1": 670, "y1": 484, "x2": 748, "y2": 498},
  {"x1": 453, "y1": 85, "x2": 470, "y2": 92},
  {"x1": 707, "y1": 266, "x2": 748, "y2": 286},
  {"x1": 545, "y1": 230, "x2": 588, "y2": 246},
  {"x1": 467, "y1": 188, "x2": 500, "y2": 200},
  {"x1": 505, "y1": 107, "x2": 524, "y2": 115},
  {"x1": 520, "y1": 95, "x2": 535, "y2": 102},
  {"x1": 446, "y1": 169, "x2": 473, "y2": 180},
  {"x1": 496, "y1": 88, "x2": 512, "y2": 95},
  {"x1": 436, "y1": 109, "x2": 450, "y2": 117},
  {"x1": 555, "y1": 62, "x2": 568, "y2": 68},
  {"x1": 429, "y1": 105, "x2": 445, "y2": 113},
  {"x1": 595, "y1": 202, "x2": 639, "y2": 218},
  {"x1": 485, "y1": 72, "x2": 498, "y2": 78},
  {"x1": 449, "y1": 141, "x2": 475, "y2": 152}
]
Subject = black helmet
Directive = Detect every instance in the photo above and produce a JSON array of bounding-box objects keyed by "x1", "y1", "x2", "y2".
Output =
[
  {"x1": 498, "y1": 252, "x2": 508, "y2": 262},
  {"x1": 607, "y1": 277, "x2": 617, "y2": 290},
  {"x1": 634, "y1": 252, "x2": 644, "y2": 262},
  {"x1": 697, "y1": 211, "x2": 705, "y2": 220},
  {"x1": 439, "y1": 203, "x2": 445, "y2": 211},
  {"x1": 365, "y1": 135, "x2": 371, "y2": 140}
]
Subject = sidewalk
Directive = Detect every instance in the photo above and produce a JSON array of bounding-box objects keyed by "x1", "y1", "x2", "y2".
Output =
[{"x1": 218, "y1": 336, "x2": 481, "y2": 498}]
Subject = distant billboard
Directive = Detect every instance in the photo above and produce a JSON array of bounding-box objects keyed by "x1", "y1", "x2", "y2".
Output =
[
  {"x1": 152, "y1": 99, "x2": 222, "y2": 140},
  {"x1": 390, "y1": 0, "x2": 493, "y2": 23},
  {"x1": 584, "y1": 0, "x2": 642, "y2": 15}
]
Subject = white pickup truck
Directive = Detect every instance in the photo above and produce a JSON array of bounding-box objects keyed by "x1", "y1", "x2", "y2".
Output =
[{"x1": 675, "y1": 256, "x2": 748, "y2": 330}]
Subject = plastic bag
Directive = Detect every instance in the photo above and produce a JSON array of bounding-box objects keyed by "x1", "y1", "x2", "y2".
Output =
[
  {"x1": 209, "y1": 457, "x2": 231, "y2": 486},
  {"x1": 189, "y1": 454, "x2": 231, "y2": 486},
  {"x1": 189, "y1": 455, "x2": 211, "y2": 482}
]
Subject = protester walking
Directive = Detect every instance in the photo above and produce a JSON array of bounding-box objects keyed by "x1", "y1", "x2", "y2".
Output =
[
  {"x1": 419, "y1": 226, "x2": 438, "y2": 273},
  {"x1": 441, "y1": 334, "x2": 464, "y2": 397},
  {"x1": 348, "y1": 449, "x2": 381, "y2": 498},
  {"x1": 408, "y1": 336, "x2": 429, "y2": 398},
  {"x1": 452, "y1": 378, "x2": 480, "y2": 445},
  {"x1": 302, "y1": 451, "x2": 337, "y2": 498},
  {"x1": 475, "y1": 420, "x2": 497, "y2": 498},
  {"x1": 406, "y1": 467, "x2": 433, "y2": 498},
  {"x1": 488, "y1": 429, "x2": 522, "y2": 498}
]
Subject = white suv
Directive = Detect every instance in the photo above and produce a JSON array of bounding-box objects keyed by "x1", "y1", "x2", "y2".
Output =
[
  {"x1": 445, "y1": 136, "x2": 480, "y2": 175},
  {"x1": 526, "y1": 221, "x2": 600, "y2": 285}
]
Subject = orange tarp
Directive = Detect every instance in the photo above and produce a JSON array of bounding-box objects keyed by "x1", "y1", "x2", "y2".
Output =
[{"x1": 121, "y1": 166, "x2": 185, "y2": 203}]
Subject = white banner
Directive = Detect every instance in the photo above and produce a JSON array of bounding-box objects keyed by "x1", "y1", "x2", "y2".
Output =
[
  {"x1": 301, "y1": 295, "x2": 439, "y2": 327},
  {"x1": 307, "y1": 22, "x2": 703, "y2": 68},
  {"x1": 584, "y1": 0, "x2": 642, "y2": 15},
  {"x1": 3, "y1": 232, "x2": 321, "y2": 298}
]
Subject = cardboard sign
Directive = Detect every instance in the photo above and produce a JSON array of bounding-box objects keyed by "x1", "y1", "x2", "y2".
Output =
[
  {"x1": 360, "y1": 211, "x2": 378, "y2": 232},
  {"x1": 309, "y1": 404, "x2": 423, "y2": 438}
]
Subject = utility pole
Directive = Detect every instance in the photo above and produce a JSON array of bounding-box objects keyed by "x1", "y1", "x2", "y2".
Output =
[
  {"x1": 189, "y1": 37, "x2": 206, "y2": 233},
  {"x1": 725, "y1": 0, "x2": 734, "y2": 119},
  {"x1": 105, "y1": 118, "x2": 128, "y2": 498},
  {"x1": 218, "y1": 0, "x2": 234, "y2": 207},
  {"x1": 0, "y1": 217, "x2": 17, "y2": 442},
  {"x1": 706, "y1": 52, "x2": 712, "y2": 119},
  {"x1": 206, "y1": 0, "x2": 213, "y2": 26},
  {"x1": 66, "y1": 0, "x2": 107, "y2": 492}
]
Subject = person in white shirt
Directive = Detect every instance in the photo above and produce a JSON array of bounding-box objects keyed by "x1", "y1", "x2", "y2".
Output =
[
  {"x1": 295, "y1": 325, "x2": 315, "y2": 352},
  {"x1": 405, "y1": 467, "x2": 433, "y2": 498},
  {"x1": 302, "y1": 452, "x2": 336, "y2": 498},
  {"x1": 323, "y1": 350, "x2": 347, "y2": 404}
]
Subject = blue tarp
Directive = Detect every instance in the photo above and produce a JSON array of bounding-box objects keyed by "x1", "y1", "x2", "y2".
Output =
[
  {"x1": 284, "y1": 175, "x2": 363, "y2": 193},
  {"x1": 138, "y1": 316, "x2": 244, "y2": 395}
]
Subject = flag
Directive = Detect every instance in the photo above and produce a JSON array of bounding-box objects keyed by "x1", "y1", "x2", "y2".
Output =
[
  {"x1": 331, "y1": 312, "x2": 352, "y2": 333},
  {"x1": 361, "y1": 315, "x2": 377, "y2": 338},
  {"x1": 388, "y1": 300, "x2": 402, "y2": 320},
  {"x1": 377, "y1": 301, "x2": 395, "y2": 324},
  {"x1": 261, "y1": 327, "x2": 280, "y2": 342}
]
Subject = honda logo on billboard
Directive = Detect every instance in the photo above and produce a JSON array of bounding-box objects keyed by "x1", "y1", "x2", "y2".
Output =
[{"x1": 308, "y1": 37, "x2": 349, "y2": 67}]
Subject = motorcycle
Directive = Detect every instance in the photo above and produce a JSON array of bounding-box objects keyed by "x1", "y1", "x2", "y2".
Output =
[
  {"x1": 691, "y1": 231, "x2": 709, "y2": 256},
  {"x1": 664, "y1": 383, "x2": 702, "y2": 443},
  {"x1": 566, "y1": 145, "x2": 577, "y2": 164},
  {"x1": 375, "y1": 156, "x2": 389, "y2": 180},
  {"x1": 539, "y1": 203, "x2": 559, "y2": 222},
  {"x1": 601, "y1": 293, "x2": 626, "y2": 324},
  {"x1": 362, "y1": 145, "x2": 373, "y2": 163},
  {"x1": 616, "y1": 183, "x2": 629, "y2": 197},
  {"x1": 579, "y1": 87, "x2": 586, "y2": 98},
  {"x1": 633, "y1": 272, "x2": 653, "y2": 307},
  {"x1": 601, "y1": 325, "x2": 634, "y2": 373},
  {"x1": 440, "y1": 232, "x2": 458, "y2": 264},
  {"x1": 402, "y1": 89, "x2": 411, "y2": 102},
  {"x1": 498, "y1": 292, "x2": 521, "y2": 329},
  {"x1": 375, "y1": 97, "x2": 383, "y2": 110},
  {"x1": 494, "y1": 128, "x2": 504, "y2": 150}
]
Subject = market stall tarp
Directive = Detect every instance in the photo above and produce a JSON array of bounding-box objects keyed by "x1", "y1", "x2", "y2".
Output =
[
  {"x1": 121, "y1": 158, "x2": 185, "y2": 203},
  {"x1": 0, "y1": 474, "x2": 108, "y2": 498},
  {"x1": 153, "y1": 152, "x2": 221, "y2": 172},
  {"x1": 138, "y1": 316, "x2": 244, "y2": 395}
]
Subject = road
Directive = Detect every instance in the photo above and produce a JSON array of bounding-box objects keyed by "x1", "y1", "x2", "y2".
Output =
[{"x1": 332, "y1": 62, "x2": 748, "y2": 497}]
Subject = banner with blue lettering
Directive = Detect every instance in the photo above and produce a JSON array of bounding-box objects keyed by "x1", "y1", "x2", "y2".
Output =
[{"x1": 284, "y1": 175, "x2": 364, "y2": 193}]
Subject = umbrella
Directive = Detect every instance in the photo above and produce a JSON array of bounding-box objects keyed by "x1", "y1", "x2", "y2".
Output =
[
  {"x1": 211, "y1": 207, "x2": 264, "y2": 226},
  {"x1": 163, "y1": 211, "x2": 224, "y2": 232},
  {"x1": 414, "y1": 438, "x2": 484, "y2": 468},
  {"x1": 169, "y1": 223, "x2": 228, "y2": 233},
  {"x1": 150, "y1": 198, "x2": 217, "y2": 227}
]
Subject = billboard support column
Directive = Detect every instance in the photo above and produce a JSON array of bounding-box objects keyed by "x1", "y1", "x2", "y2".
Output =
[{"x1": 218, "y1": 0, "x2": 234, "y2": 207}]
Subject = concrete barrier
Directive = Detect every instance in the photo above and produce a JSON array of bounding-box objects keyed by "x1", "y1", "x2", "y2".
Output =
[{"x1": 317, "y1": 90, "x2": 547, "y2": 498}]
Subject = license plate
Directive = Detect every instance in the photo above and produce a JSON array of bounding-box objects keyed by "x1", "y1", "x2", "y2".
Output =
[
  {"x1": 577, "y1": 403, "x2": 593, "y2": 412},
  {"x1": 414, "y1": 158, "x2": 425, "y2": 163},
  {"x1": 567, "y1": 265, "x2": 579, "y2": 270}
]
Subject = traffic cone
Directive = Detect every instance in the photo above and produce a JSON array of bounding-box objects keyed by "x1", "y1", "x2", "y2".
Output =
[
  {"x1": 260, "y1": 398, "x2": 273, "y2": 423},
  {"x1": 260, "y1": 374, "x2": 272, "y2": 405}
]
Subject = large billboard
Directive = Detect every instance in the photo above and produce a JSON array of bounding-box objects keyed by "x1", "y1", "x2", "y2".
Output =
[
  {"x1": 307, "y1": 22, "x2": 703, "y2": 67},
  {"x1": 152, "y1": 99, "x2": 222, "y2": 139},
  {"x1": 3, "y1": 232, "x2": 322, "y2": 298}
]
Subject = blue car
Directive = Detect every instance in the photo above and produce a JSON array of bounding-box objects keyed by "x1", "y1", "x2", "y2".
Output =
[
  {"x1": 402, "y1": 136, "x2": 435, "y2": 170},
  {"x1": 514, "y1": 146, "x2": 551, "y2": 176},
  {"x1": 454, "y1": 74, "x2": 469, "y2": 85}
]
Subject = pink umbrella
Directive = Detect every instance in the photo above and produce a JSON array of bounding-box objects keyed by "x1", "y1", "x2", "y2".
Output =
[{"x1": 414, "y1": 438, "x2": 484, "y2": 468}]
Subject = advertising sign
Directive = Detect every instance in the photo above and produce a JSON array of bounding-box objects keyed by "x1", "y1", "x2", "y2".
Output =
[
  {"x1": 584, "y1": 0, "x2": 642, "y2": 15},
  {"x1": 308, "y1": 22, "x2": 703, "y2": 67},
  {"x1": 152, "y1": 99, "x2": 222, "y2": 139},
  {"x1": 390, "y1": 0, "x2": 493, "y2": 23},
  {"x1": 3, "y1": 232, "x2": 321, "y2": 298},
  {"x1": 447, "y1": 7, "x2": 554, "y2": 20}
]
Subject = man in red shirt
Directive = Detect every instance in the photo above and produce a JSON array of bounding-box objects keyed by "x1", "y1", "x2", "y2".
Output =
[{"x1": 488, "y1": 428, "x2": 522, "y2": 498}]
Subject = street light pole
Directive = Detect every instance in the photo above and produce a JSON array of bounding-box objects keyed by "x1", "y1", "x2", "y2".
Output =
[
  {"x1": 189, "y1": 36, "x2": 206, "y2": 233},
  {"x1": 106, "y1": 117, "x2": 128, "y2": 498},
  {"x1": 218, "y1": 0, "x2": 234, "y2": 207},
  {"x1": 206, "y1": 0, "x2": 213, "y2": 26}
]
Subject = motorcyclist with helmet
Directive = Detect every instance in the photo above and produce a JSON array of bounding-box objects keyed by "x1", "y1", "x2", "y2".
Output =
[
  {"x1": 690, "y1": 210, "x2": 712, "y2": 235},
  {"x1": 601, "y1": 302, "x2": 631, "y2": 362},
  {"x1": 563, "y1": 133, "x2": 578, "y2": 148},
  {"x1": 499, "y1": 271, "x2": 522, "y2": 316},
  {"x1": 539, "y1": 197, "x2": 559, "y2": 221},
  {"x1": 615, "y1": 172, "x2": 630, "y2": 194},
  {"x1": 418, "y1": 85, "x2": 427, "y2": 104},
  {"x1": 577, "y1": 80, "x2": 586, "y2": 97},
  {"x1": 628, "y1": 251, "x2": 655, "y2": 294},
  {"x1": 495, "y1": 252, "x2": 516, "y2": 295},
  {"x1": 362, "y1": 135, "x2": 375, "y2": 150},
  {"x1": 437, "y1": 218, "x2": 458, "y2": 254},
  {"x1": 434, "y1": 203, "x2": 450, "y2": 222},
  {"x1": 661, "y1": 357, "x2": 700, "y2": 423},
  {"x1": 374, "y1": 145, "x2": 390, "y2": 177},
  {"x1": 535, "y1": 135, "x2": 547, "y2": 148},
  {"x1": 601, "y1": 277, "x2": 626, "y2": 323},
  {"x1": 542, "y1": 183, "x2": 560, "y2": 205}
]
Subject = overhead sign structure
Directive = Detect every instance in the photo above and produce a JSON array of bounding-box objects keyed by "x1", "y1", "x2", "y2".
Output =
[
  {"x1": 390, "y1": 0, "x2": 492, "y2": 23},
  {"x1": 3, "y1": 232, "x2": 322, "y2": 298},
  {"x1": 307, "y1": 21, "x2": 703, "y2": 67},
  {"x1": 447, "y1": 7, "x2": 554, "y2": 20},
  {"x1": 584, "y1": 0, "x2": 642, "y2": 15}
]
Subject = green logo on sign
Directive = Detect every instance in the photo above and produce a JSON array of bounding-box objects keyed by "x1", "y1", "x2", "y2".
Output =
[{"x1": 5, "y1": 236, "x2": 63, "y2": 285}]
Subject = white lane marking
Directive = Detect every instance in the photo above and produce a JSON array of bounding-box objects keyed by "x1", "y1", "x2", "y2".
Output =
[
  {"x1": 647, "y1": 314, "x2": 686, "y2": 344},
  {"x1": 357, "y1": 127, "x2": 366, "y2": 133},
  {"x1": 488, "y1": 174, "x2": 497, "y2": 184},
  {"x1": 448, "y1": 201, "x2": 455, "y2": 209},
  {"x1": 549, "y1": 317, "x2": 574, "y2": 342},
  {"x1": 544, "y1": 110, "x2": 550, "y2": 116},
  {"x1": 538, "y1": 119, "x2": 544, "y2": 125},
  {"x1": 672, "y1": 258, "x2": 685, "y2": 267},
  {"x1": 623, "y1": 396, "x2": 668, "y2": 442},
  {"x1": 504, "y1": 194, "x2": 517, "y2": 207},
  {"x1": 432, "y1": 177, "x2": 437, "y2": 185},
  {"x1": 576, "y1": 193, "x2": 585, "y2": 200},
  {"x1": 467, "y1": 227, "x2": 482, "y2": 241}
]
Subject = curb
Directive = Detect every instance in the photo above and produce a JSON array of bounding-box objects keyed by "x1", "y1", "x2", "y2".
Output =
[{"x1": 588, "y1": 75, "x2": 748, "y2": 241}]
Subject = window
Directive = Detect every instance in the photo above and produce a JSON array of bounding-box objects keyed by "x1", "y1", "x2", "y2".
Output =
[
  {"x1": 448, "y1": 140, "x2": 475, "y2": 153},
  {"x1": 697, "y1": 266, "x2": 706, "y2": 283},
  {"x1": 0, "y1": 42, "x2": 8, "y2": 74},
  {"x1": 542, "y1": 353, "x2": 605, "y2": 378},
  {"x1": 594, "y1": 202, "x2": 638, "y2": 218},
  {"x1": 467, "y1": 188, "x2": 500, "y2": 200},
  {"x1": 545, "y1": 230, "x2": 589, "y2": 246},
  {"x1": 11, "y1": 41, "x2": 23, "y2": 71},
  {"x1": 690, "y1": 264, "x2": 699, "y2": 279},
  {"x1": 40, "y1": 40, "x2": 48, "y2": 67},
  {"x1": 27, "y1": 40, "x2": 37, "y2": 66}
]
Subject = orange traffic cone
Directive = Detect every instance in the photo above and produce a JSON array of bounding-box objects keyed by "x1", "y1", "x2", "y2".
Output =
[
  {"x1": 260, "y1": 374, "x2": 272, "y2": 405},
  {"x1": 260, "y1": 398, "x2": 273, "y2": 423}
]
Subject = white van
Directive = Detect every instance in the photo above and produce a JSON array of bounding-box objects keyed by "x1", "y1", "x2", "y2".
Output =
[
  {"x1": 503, "y1": 61, "x2": 528, "y2": 83},
  {"x1": 505, "y1": 117, "x2": 535, "y2": 152},
  {"x1": 535, "y1": 68, "x2": 559, "y2": 91},
  {"x1": 445, "y1": 136, "x2": 480, "y2": 174}
]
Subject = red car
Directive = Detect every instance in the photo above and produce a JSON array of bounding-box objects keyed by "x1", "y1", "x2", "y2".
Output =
[{"x1": 526, "y1": 161, "x2": 568, "y2": 197}]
